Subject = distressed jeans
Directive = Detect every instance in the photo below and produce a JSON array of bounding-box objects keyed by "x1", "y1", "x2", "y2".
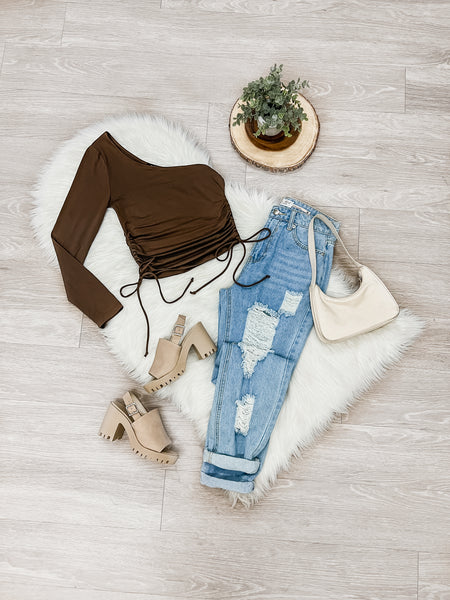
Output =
[{"x1": 200, "y1": 197, "x2": 340, "y2": 493}]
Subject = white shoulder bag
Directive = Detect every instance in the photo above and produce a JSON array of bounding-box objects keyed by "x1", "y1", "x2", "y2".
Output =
[{"x1": 308, "y1": 214, "x2": 400, "y2": 343}]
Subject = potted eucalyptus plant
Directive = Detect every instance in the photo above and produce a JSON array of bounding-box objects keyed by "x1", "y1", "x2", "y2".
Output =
[{"x1": 232, "y1": 63, "x2": 310, "y2": 140}]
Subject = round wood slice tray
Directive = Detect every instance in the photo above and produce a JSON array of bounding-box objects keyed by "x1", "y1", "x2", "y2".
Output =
[{"x1": 229, "y1": 93, "x2": 320, "y2": 173}]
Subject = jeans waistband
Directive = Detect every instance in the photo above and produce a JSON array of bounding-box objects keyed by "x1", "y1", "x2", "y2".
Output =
[{"x1": 270, "y1": 197, "x2": 340, "y2": 236}]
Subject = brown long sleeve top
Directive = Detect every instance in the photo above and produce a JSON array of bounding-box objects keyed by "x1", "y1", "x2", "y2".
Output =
[{"x1": 51, "y1": 130, "x2": 271, "y2": 356}]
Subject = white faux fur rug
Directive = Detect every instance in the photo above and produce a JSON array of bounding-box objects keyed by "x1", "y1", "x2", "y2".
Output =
[{"x1": 30, "y1": 112, "x2": 424, "y2": 506}]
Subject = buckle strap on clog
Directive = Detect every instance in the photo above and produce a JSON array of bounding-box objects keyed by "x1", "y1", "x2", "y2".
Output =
[
  {"x1": 170, "y1": 314, "x2": 186, "y2": 345},
  {"x1": 123, "y1": 391, "x2": 146, "y2": 421}
]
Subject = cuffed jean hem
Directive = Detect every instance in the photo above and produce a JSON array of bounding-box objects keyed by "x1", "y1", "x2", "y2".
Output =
[
  {"x1": 200, "y1": 471, "x2": 254, "y2": 493},
  {"x1": 202, "y1": 449, "x2": 260, "y2": 474}
]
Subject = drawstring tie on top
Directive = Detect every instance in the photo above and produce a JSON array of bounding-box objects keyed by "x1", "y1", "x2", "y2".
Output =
[
  {"x1": 120, "y1": 256, "x2": 194, "y2": 357},
  {"x1": 120, "y1": 227, "x2": 272, "y2": 358},
  {"x1": 189, "y1": 227, "x2": 272, "y2": 295}
]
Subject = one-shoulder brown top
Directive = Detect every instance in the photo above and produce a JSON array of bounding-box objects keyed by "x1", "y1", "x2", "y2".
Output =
[{"x1": 51, "y1": 131, "x2": 270, "y2": 356}]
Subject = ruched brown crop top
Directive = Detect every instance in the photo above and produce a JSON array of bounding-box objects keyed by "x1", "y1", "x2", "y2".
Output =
[{"x1": 51, "y1": 131, "x2": 270, "y2": 356}]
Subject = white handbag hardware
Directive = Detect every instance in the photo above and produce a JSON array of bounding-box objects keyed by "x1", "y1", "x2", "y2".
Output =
[{"x1": 308, "y1": 213, "x2": 400, "y2": 343}]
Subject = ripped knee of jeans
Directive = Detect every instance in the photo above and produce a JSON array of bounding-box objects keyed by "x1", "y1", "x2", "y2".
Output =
[{"x1": 238, "y1": 302, "x2": 279, "y2": 378}]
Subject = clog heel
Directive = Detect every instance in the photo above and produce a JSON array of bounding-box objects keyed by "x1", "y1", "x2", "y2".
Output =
[
  {"x1": 99, "y1": 391, "x2": 178, "y2": 465},
  {"x1": 144, "y1": 315, "x2": 216, "y2": 394}
]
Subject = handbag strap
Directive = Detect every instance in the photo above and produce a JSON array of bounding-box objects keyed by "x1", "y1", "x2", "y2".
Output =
[{"x1": 308, "y1": 213, "x2": 362, "y2": 287}]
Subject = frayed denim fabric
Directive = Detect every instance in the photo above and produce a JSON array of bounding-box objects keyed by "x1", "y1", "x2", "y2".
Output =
[{"x1": 200, "y1": 198, "x2": 340, "y2": 493}]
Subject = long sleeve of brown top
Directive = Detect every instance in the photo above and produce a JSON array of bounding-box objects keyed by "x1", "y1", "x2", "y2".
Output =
[{"x1": 51, "y1": 144, "x2": 124, "y2": 328}]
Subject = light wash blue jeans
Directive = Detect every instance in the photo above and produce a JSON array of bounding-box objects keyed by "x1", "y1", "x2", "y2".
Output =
[{"x1": 200, "y1": 197, "x2": 340, "y2": 493}]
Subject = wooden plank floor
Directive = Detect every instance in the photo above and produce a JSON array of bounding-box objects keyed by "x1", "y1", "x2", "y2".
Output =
[{"x1": 1, "y1": 1, "x2": 449, "y2": 598}]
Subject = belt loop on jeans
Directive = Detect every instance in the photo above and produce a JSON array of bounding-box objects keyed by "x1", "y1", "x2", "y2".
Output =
[{"x1": 287, "y1": 209, "x2": 297, "y2": 231}]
